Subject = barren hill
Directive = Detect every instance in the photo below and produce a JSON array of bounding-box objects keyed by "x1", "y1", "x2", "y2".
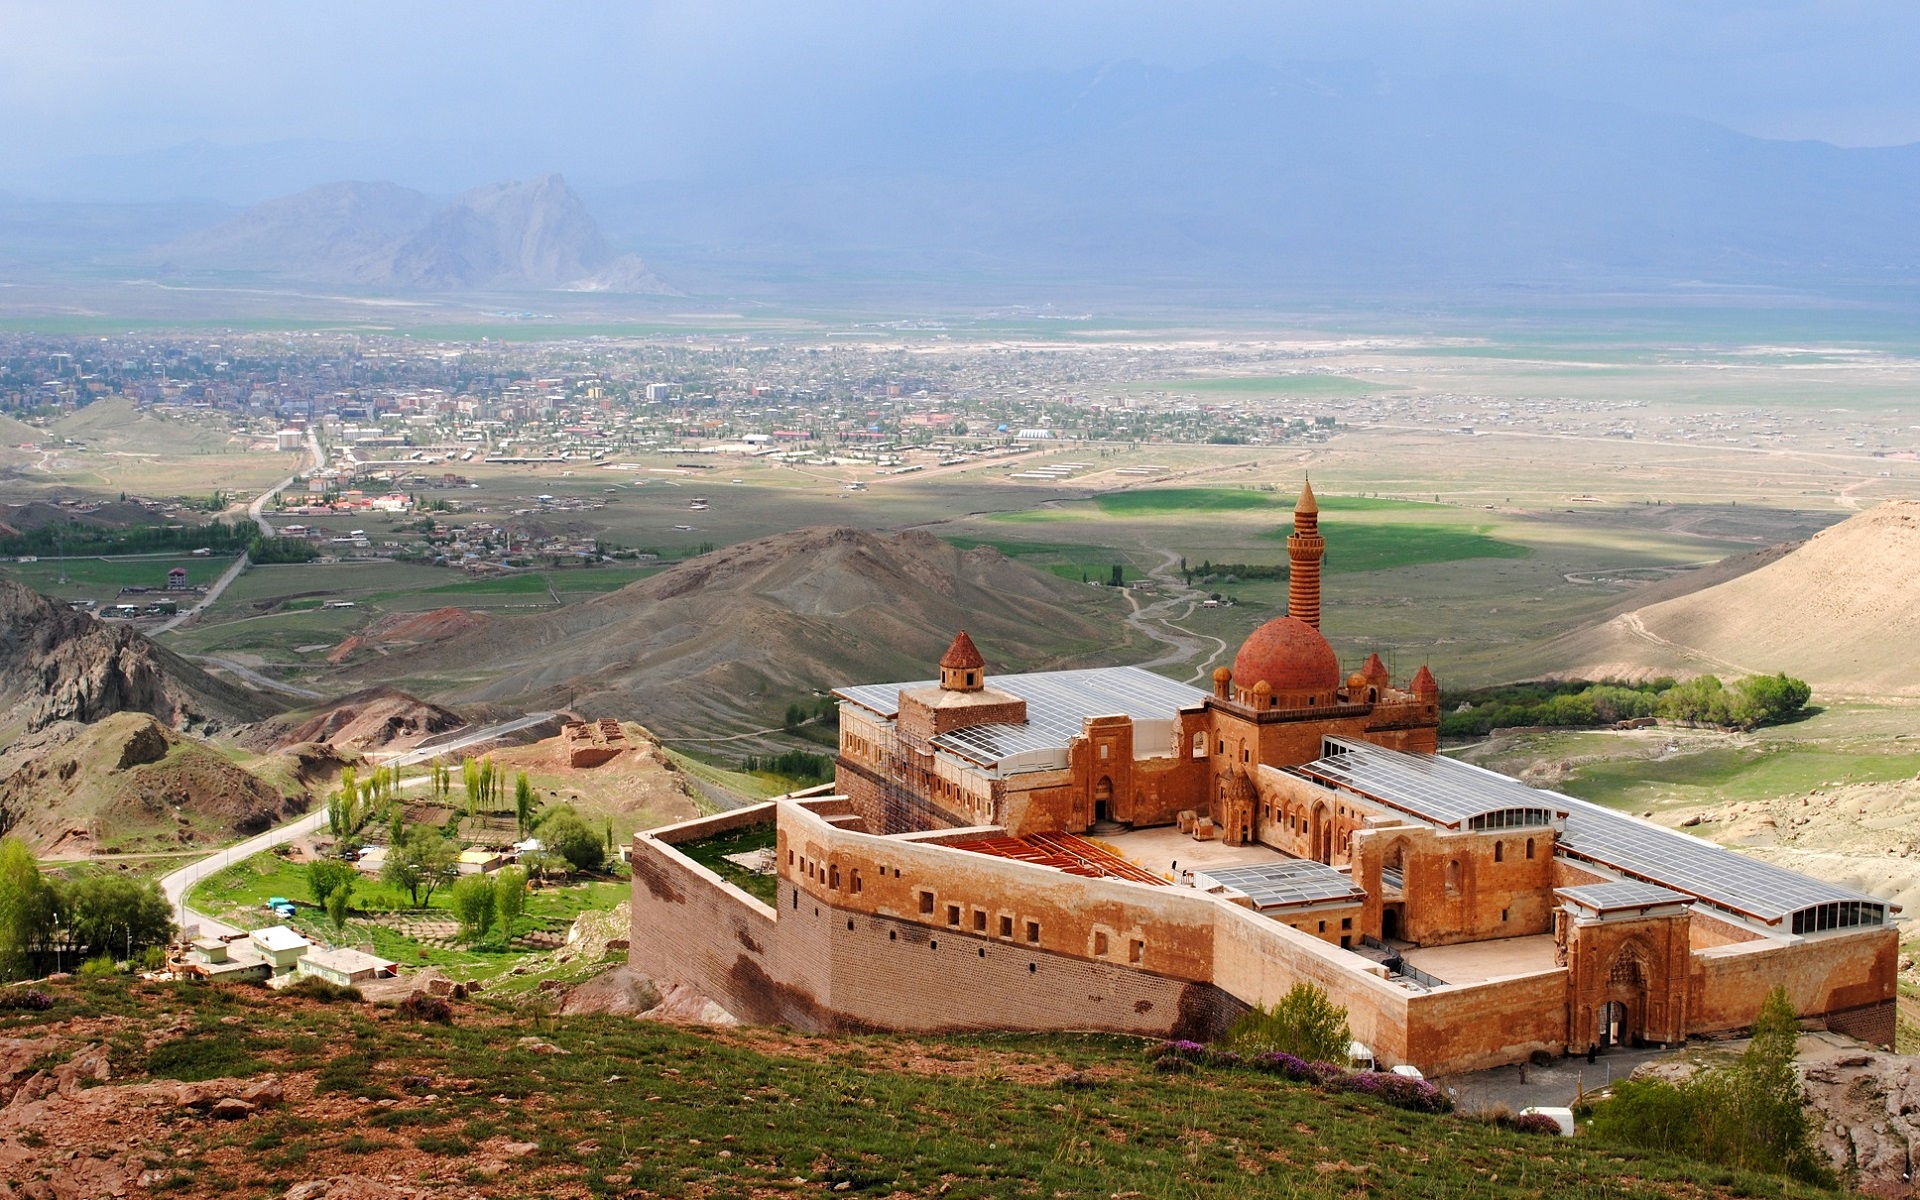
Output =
[
  {"x1": 1549, "y1": 499, "x2": 1920, "y2": 696},
  {"x1": 343, "y1": 527, "x2": 1143, "y2": 737},
  {"x1": 0, "y1": 580, "x2": 279, "y2": 743},
  {"x1": 0, "y1": 712, "x2": 301, "y2": 855},
  {"x1": 265, "y1": 685, "x2": 467, "y2": 754}
]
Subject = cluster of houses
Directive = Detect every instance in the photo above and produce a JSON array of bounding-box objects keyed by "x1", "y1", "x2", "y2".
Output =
[{"x1": 173, "y1": 925, "x2": 399, "y2": 989}]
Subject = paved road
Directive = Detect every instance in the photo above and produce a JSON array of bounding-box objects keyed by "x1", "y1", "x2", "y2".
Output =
[
  {"x1": 189, "y1": 655, "x2": 325, "y2": 699},
  {"x1": 161, "y1": 710, "x2": 557, "y2": 938},
  {"x1": 250, "y1": 427, "x2": 325, "y2": 538},
  {"x1": 159, "y1": 805, "x2": 330, "y2": 940}
]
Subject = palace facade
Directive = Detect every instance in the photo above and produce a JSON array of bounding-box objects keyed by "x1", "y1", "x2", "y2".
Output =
[{"x1": 628, "y1": 484, "x2": 1896, "y2": 1074}]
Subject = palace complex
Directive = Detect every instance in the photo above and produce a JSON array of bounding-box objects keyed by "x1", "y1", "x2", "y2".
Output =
[{"x1": 628, "y1": 483, "x2": 1897, "y2": 1075}]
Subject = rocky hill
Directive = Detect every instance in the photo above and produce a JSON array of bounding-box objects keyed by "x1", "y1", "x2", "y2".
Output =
[
  {"x1": 1545, "y1": 499, "x2": 1920, "y2": 697},
  {"x1": 0, "y1": 580, "x2": 280, "y2": 743},
  {"x1": 340, "y1": 527, "x2": 1145, "y2": 738},
  {"x1": 0, "y1": 712, "x2": 303, "y2": 855},
  {"x1": 157, "y1": 174, "x2": 670, "y2": 293}
]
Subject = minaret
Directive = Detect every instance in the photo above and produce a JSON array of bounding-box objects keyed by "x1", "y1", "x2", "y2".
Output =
[{"x1": 1287, "y1": 477, "x2": 1324, "y2": 629}]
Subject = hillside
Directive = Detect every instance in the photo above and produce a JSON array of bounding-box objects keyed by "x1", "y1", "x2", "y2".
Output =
[
  {"x1": 0, "y1": 580, "x2": 280, "y2": 743},
  {"x1": 340, "y1": 527, "x2": 1145, "y2": 737},
  {"x1": 1545, "y1": 500, "x2": 1920, "y2": 697},
  {"x1": 156, "y1": 174, "x2": 670, "y2": 293},
  {"x1": 0, "y1": 712, "x2": 303, "y2": 855},
  {"x1": 0, "y1": 976, "x2": 1838, "y2": 1200}
]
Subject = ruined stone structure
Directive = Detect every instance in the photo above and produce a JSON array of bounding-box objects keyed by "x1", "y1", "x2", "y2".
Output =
[
  {"x1": 563, "y1": 718, "x2": 629, "y2": 768},
  {"x1": 629, "y1": 485, "x2": 1898, "y2": 1074}
]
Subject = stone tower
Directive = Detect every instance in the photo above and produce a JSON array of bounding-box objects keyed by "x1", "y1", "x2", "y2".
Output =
[{"x1": 1287, "y1": 478, "x2": 1325, "y2": 630}]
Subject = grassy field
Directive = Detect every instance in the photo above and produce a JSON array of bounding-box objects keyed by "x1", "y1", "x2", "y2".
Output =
[
  {"x1": 188, "y1": 849, "x2": 629, "y2": 974},
  {"x1": 1562, "y1": 743, "x2": 1920, "y2": 810},
  {"x1": 4, "y1": 976, "x2": 1840, "y2": 1200},
  {"x1": 0, "y1": 552, "x2": 234, "y2": 602}
]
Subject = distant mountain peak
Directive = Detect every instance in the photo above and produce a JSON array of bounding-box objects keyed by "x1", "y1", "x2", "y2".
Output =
[{"x1": 158, "y1": 173, "x2": 672, "y2": 294}]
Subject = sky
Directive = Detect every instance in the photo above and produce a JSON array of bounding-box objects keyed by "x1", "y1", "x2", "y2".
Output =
[{"x1": 2, "y1": 1, "x2": 1918, "y2": 200}]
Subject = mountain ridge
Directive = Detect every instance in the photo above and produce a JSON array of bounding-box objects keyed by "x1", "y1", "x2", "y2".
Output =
[{"x1": 157, "y1": 173, "x2": 672, "y2": 293}]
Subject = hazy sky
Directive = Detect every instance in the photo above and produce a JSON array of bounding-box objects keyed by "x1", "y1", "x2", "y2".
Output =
[{"x1": 4, "y1": 1, "x2": 1918, "y2": 197}]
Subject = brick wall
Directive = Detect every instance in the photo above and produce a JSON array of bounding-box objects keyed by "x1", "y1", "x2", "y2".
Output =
[{"x1": 1688, "y1": 924, "x2": 1898, "y2": 1045}]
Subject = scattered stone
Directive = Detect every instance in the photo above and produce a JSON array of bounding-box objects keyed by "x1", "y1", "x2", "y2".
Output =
[
  {"x1": 516, "y1": 1036, "x2": 569, "y2": 1055},
  {"x1": 501, "y1": 1142, "x2": 539, "y2": 1157},
  {"x1": 209, "y1": 1098, "x2": 256, "y2": 1120}
]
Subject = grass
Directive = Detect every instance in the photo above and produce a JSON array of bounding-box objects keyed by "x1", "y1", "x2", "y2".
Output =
[
  {"x1": 1, "y1": 975, "x2": 1841, "y2": 1200},
  {"x1": 187, "y1": 850, "x2": 628, "y2": 977},
  {"x1": 1255, "y1": 520, "x2": 1531, "y2": 574},
  {"x1": 1094, "y1": 488, "x2": 1277, "y2": 515},
  {"x1": 1563, "y1": 745, "x2": 1920, "y2": 810},
  {"x1": 674, "y1": 825, "x2": 780, "y2": 904}
]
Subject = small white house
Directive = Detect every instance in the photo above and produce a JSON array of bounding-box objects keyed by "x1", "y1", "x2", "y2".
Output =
[
  {"x1": 297, "y1": 947, "x2": 399, "y2": 987},
  {"x1": 249, "y1": 925, "x2": 311, "y2": 973}
]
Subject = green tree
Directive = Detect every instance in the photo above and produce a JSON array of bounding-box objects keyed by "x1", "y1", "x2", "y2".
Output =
[
  {"x1": 494, "y1": 865, "x2": 527, "y2": 937},
  {"x1": 513, "y1": 772, "x2": 540, "y2": 838},
  {"x1": 58, "y1": 874, "x2": 172, "y2": 962},
  {"x1": 1109, "y1": 563, "x2": 1124, "y2": 586},
  {"x1": 449, "y1": 875, "x2": 496, "y2": 941},
  {"x1": 306, "y1": 859, "x2": 358, "y2": 908},
  {"x1": 382, "y1": 826, "x2": 459, "y2": 907},
  {"x1": 1225, "y1": 981, "x2": 1352, "y2": 1063},
  {"x1": 325, "y1": 879, "x2": 353, "y2": 931},
  {"x1": 0, "y1": 837, "x2": 53, "y2": 980},
  {"x1": 537, "y1": 807, "x2": 605, "y2": 873}
]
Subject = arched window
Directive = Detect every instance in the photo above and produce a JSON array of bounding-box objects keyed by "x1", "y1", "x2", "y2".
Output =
[
  {"x1": 1445, "y1": 860, "x2": 1460, "y2": 894},
  {"x1": 1525, "y1": 838, "x2": 1536, "y2": 860},
  {"x1": 1494, "y1": 841, "x2": 1504, "y2": 863}
]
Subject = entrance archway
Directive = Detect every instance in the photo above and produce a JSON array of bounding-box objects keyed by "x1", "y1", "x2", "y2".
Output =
[
  {"x1": 1382, "y1": 907, "x2": 1401, "y2": 941},
  {"x1": 1598, "y1": 1001, "x2": 1631, "y2": 1048},
  {"x1": 1093, "y1": 776, "x2": 1113, "y2": 825}
]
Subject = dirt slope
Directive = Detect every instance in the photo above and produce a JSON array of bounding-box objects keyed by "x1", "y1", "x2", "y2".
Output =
[
  {"x1": 342, "y1": 526, "x2": 1142, "y2": 737},
  {"x1": 0, "y1": 580, "x2": 280, "y2": 743},
  {"x1": 0, "y1": 712, "x2": 301, "y2": 855},
  {"x1": 1547, "y1": 499, "x2": 1920, "y2": 695},
  {"x1": 267, "y1": 686, "x2": 467, "y2": 754}
]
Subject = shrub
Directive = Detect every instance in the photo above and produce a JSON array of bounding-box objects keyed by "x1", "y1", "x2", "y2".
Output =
[
  {"x1": 285, "y1": 975, "x2": 363, "y2": 1003},
  {"x1": 398, "y1": 993, "x2": 453, "y2": 1023},
  {"x1": 1344, "y1": 1072, "x2": 1453, "y2": 1114},
  {"x1": 77, "y1": 953, "x2": 120, "y2": 979},
  {"x1": 1503, "y1": 1112, "x2": 1565, "y2": 1136},
  {"x1": 1225, "y1": 982, "x2": 1351, "y2": 1062},
  {"x1": 0, "y1": 987, "x2": 52, "y2": 1011}
]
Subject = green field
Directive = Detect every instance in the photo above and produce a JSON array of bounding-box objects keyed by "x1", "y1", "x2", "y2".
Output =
[
  {"x1": 0, "y1": 552, "x2": 234, "y2": 601},
  {"x1": 1094, "y1": 487, "x2": 1277, "y2": 515},
  {"x1": 1257, "y1": 520, "x2": 1531, "y2": 574},
  {"x1": 1562, "y1": 744, "x2": 1920, "y2": 810}
]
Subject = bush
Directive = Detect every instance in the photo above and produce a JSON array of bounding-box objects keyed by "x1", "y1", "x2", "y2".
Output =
[
  {"x1": 1345, "y1": 1071, "x2": 1454, "y2": 1114},
  {"x1": 0, "y1": 987, "x2": 52, "y2": 1011},
  {"x1": 285, "y1": 975, "x2": 363, "y2": 1003},
  {"x1": 398, "y1": 993, "x2": 453, "y2": 1023},
  {"x1": 1225, "y1": 982, "x2": 1351, "y2": 1062},
  {"x1": 1503, "y1": 1112, "x2": 1565, "y2": 1136},
  {"x1": 77, "y1": 953, "x2": 119, "y2": 979}
]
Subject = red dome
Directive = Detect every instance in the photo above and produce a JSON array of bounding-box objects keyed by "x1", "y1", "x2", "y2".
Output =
[{"x1": 1231, "y1": 616, "x2": 1341, "y2": 694}]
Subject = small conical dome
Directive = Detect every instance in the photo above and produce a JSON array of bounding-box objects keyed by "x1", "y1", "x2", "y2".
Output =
[
  {"x1": 1359, "y1": 652, "x2": 1390, "y2": 686},
  {"x1": 1295, "y1": 476, "x2": 1318, "y2": 515},
  {"x1": 939, "y1": 630, "x2": 985, "y2": 670},
  {"x1": 1410, "y1": 664, "x2": 1439, "y2": 697}
]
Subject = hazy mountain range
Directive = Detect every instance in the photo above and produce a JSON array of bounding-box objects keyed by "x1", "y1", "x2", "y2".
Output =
[
  {"x1": 6, "y1": 61, "x2": 1920, "y2": 301},
  {"x1": 155, "y1": 174, "x2": 670, "y2": 293}
]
